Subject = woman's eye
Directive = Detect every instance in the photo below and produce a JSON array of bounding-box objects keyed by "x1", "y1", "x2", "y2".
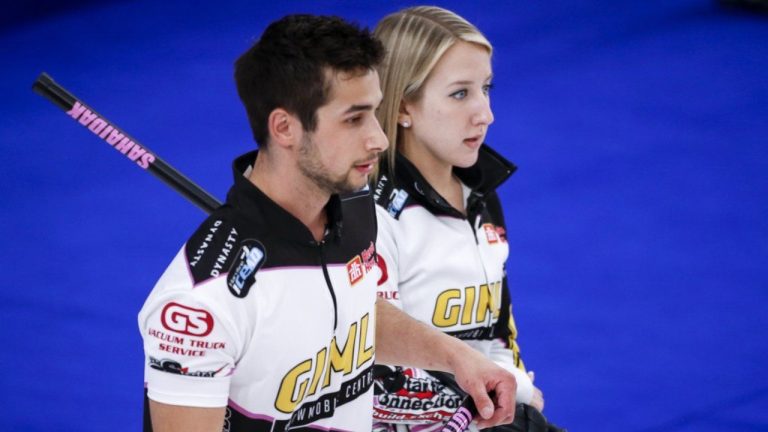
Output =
[
  {"x1": 450, "y1": 89, "x2": 467, "y2": 100},
  {"x1": 483, "y1": 83, "x2": 494, "y2": 95}
]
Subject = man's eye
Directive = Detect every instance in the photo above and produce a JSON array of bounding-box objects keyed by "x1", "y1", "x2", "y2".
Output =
[
  {"x1": 450, "y1": 89, "x2": 467, "y2": 100},
  {"x1": 346, "y1": 116, "x2": 363, "y2": 124}
]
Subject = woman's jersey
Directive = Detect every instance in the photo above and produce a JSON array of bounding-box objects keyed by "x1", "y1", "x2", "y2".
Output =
[{"x1": 372, "y1": 145, "x2": 533, "y2": 425}]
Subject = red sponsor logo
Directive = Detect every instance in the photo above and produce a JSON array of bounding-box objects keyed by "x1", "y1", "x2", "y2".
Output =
[
  {"x1": 483, "y1": 224, "x2": 499, "y2": 244},
  {"x1": 347, "y1": 242, "x2": 379, "y2": 286},
  {"x1": 360, "y1": 241, "x2": 376, "y2": 272},
  {"x1": 161, "y1": 302, "x2": 214, "y2": 336},
  {"x1": 495, "y1": 226, "x2": 507, "y2": 243},
  {"x1": 376, "y1": 254, "x2": 389, "y2": 286},
  {"x1": 377, "y1": 290, "x2": 399, "y2": 300},
  {"x1": 347, "y1": 255, "x2": 364, "y2": 285}
]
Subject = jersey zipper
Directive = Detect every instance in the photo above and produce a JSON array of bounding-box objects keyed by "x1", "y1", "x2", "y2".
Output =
[
  {"x1": 468, "y1": 212, "x2": 494, "y2": 329},
  {"x1": 318, "y1": 239, "x2": 339, "y2": 331},
  {"x1": 468, "y1": 217, "x2": 480, "y2": 245},
  {"x1": 465, "y1": 192, "x2": 483, "y2": 245}
]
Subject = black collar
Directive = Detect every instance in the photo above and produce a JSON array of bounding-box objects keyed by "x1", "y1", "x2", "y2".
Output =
[
  {"x1": 392, "y1": 144, "x2": 517, "y2": 218},
  {"x1": 226, "y1": 151, "x2": 344, "y2": 244}
]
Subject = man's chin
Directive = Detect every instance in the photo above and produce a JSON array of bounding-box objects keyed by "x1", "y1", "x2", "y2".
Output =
[{"x1": 334, "y1": 177, "x2": 369, "y2": 195}]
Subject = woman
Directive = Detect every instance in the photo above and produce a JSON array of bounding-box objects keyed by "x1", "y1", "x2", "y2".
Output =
[{"x1": 371, "y1": 6, "x2": 555, "y2": 432}]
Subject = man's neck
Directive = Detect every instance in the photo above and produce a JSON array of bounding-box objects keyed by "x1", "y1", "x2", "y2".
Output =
[{"x1": 248, "y1": 150, "x2": 329, "y2": 242}]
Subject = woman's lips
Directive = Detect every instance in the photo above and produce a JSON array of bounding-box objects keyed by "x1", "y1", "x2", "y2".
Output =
[{"x1": 463, "y1": 136, "x2": 483, "y2": 149}]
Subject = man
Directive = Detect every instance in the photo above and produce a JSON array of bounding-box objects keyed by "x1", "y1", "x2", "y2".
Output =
[{"x1": 138, "y1": 14, "x2": 517, "y2": 432}]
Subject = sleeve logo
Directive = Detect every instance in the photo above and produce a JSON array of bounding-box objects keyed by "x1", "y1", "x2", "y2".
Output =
[
  {"x1": 387, "y1": 189, "x2": 409, "y2": 217},
  {"x1": 375, "y1": 253, "x2": 389, "y2": 286},
  {"x1": 347, "y1": 255, "x2": 364, "y2": 285},
  {"x1": 160, "y1": 302, "x2": 214, "y2": 336},
  {"x1": 149, "y1": 357, "x2": 228, "y2": 377},
  {"x1": 226, "y1": 239, "x2": 266, "y2": 298},
  {"x1": 483, "y1": 223, "x2": 500, "y2": 244},
  {"x1": 347, "y1": 242, "x2": 376, "y2": 286}
]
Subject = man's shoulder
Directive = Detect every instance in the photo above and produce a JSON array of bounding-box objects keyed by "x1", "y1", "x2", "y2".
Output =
[{"x1": 184, "y1": 207, "x2": 258, "y2": 289}]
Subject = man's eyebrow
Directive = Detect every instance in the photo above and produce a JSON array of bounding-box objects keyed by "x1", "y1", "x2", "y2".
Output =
[{"x1": 343, "y1": 104, "x2": 375, "y2": 114}]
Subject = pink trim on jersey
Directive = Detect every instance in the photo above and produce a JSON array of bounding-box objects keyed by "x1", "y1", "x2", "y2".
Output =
[
  {"x1": 258, "y1": 263, "x2": 346, "y2": 273},
  {"x1": 180, "y1": 249, "x2": 228, "y2": 289},
  {"x1": 410, "y1": 425, "x2": 442, "y2": 432},
  {"x1": 259, "y1": 265, "x2": 318, "y2": 272},
  {"x1": 179, "y1": 249, "x2": 354, "y2": 289},
  {"x1": 227, "y1": 399, "x2": 353, "y2": 432},
  {"x1": 227, "y1": 399, "x2": 275, "y2": 422},
  {"x1": 183, "y1": 251, "x2": 195, "y2": 286}
]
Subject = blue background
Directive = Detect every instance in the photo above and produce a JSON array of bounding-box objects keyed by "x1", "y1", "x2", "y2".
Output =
[{"x1": 1, "y1": 1, "x2": 766, "y2": 430}]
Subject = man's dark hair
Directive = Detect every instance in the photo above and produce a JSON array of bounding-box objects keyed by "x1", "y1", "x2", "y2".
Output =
[{"x1": 235, "y1": 14, "x2": 384, "y2": 147}]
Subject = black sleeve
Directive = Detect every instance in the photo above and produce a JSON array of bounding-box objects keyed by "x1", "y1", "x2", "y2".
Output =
[{"x1": 487, "y1": 192, "x2": 526, "y2": 369}]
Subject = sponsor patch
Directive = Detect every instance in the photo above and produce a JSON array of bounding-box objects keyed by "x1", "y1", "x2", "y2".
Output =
[
  {"x1": 483, "y1": 223, "x2": 500, "y2": 244},
  {"x1": 495, "y1": 225, "x2": 507, "y2": 243},
  {"x1": 226, "y1": 239, "x2": 265, "y2": 298},
  {"x1": 149, "y1": 356, "x2": 227, "y2": 377},
  {"x1": 347, "y1": 255, "x2": 364, "y2": 286},
  {"x1": 375, "y1": 254, "x2": 389, "y2": 287},
  {"x1": 361, "y1": 241, "x2": 376, "y2": 272},
  {"x1": 387, "y1": 189, "x2": 409, "y2": 217},
  {"x1": 161, "y1": 302, "x2": 214, "y2": 336},
  {"x1": 347, "y1": 242, "x2": 377, "y2": 286},
  {"x1": 373, "y1": 368, "x2": 463, "y2": 424}
]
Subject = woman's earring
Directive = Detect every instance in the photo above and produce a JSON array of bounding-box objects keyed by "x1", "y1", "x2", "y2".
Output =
[{"x1": 401, "y1": 121, "x2": 410, "y2": 128}]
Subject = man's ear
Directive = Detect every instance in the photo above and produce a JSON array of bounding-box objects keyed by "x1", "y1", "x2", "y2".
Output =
[{"x1": 267, "y1": 108, "x2": 302, "y2": 149}]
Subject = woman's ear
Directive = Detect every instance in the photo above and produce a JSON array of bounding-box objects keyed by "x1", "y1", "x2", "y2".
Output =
[{"x1": 397, "y1": 100, "x2": 412, "y2": 128}]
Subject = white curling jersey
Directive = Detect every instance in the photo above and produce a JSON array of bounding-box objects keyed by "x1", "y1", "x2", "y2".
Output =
[
  {"x1": 372, "y1": 145, "x2": 531, "y2": 425},
  {"x1": 138, "y1": 151, "x2": 379, "y2": 432}
]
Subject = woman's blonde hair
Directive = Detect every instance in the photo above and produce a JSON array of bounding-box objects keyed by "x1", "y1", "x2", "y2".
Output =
[{"x1": 374, "y1": 6, "x2": 492, "y2": 177}]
